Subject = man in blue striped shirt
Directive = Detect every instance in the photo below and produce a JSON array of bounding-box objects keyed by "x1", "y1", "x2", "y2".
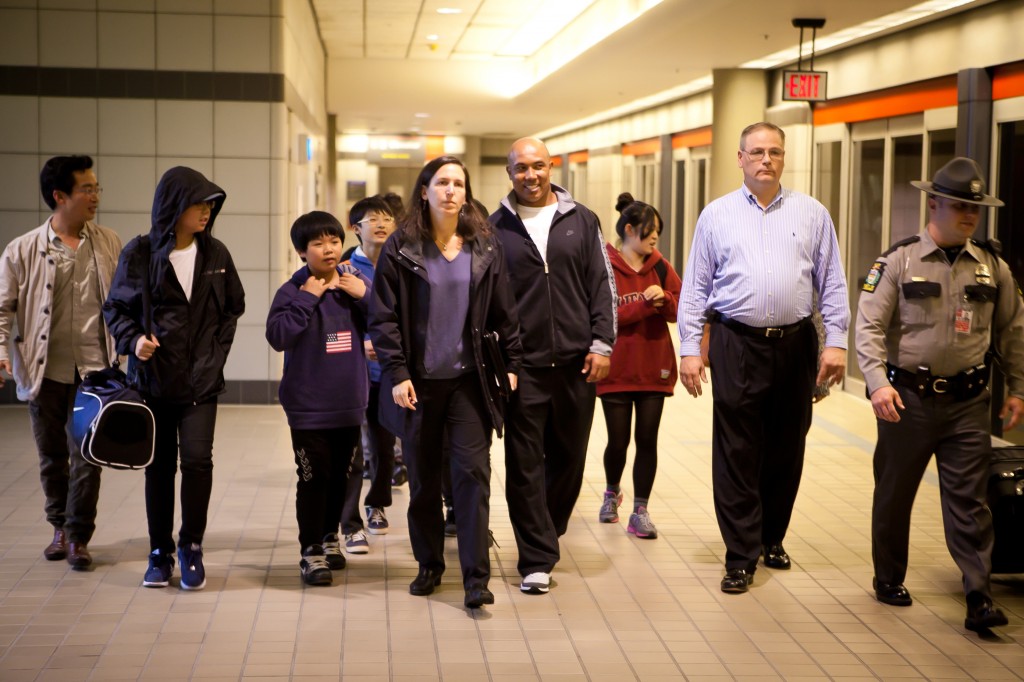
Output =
[{"x1": 678, "y1": 121, "x2": 850, "y2": 594}]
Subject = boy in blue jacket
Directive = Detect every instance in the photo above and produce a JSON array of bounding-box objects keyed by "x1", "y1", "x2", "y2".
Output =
[{"x1": 266, "y1": 211, "x2": 370, "y2": 585}]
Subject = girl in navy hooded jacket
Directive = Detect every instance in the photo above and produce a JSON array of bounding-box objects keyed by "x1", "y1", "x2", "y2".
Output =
[{"x1": 104, "y1": 167, "x2": 244, "y2": 591}]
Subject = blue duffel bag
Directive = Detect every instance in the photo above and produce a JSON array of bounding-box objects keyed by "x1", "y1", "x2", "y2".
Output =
[{"x1": 72, "y1": 366, "x2": 155, "y2": 470}]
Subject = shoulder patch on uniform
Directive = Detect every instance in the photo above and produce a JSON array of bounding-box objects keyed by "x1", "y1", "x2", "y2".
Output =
[
  {"x1": 881, "y1": 235, "x2": 920, "y2": 258},
  {"x1": 862, "y1": 261, "x2": 886, "y2": 293}
]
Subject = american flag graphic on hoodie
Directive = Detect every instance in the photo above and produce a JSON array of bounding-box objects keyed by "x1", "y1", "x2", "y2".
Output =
[{"x1": 325, "y1": 331, "x2": 352, "y2": 354}]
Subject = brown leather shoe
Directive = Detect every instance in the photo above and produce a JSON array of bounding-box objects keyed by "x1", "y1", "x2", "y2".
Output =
[
  {"x1": 43, "y1": 529, "x2": 67, "y2": 561},
  {"x1": 67, "y1": 542, "x2": 92, "y2": 569}
]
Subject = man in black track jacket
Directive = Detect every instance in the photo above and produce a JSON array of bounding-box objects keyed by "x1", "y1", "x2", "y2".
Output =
[{"x1": 489, "y1": 137, "x2": 616, "y2": 595}]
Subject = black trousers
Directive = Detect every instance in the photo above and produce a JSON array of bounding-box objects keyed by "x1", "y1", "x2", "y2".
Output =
[
  {"x1": 363, "y1": 381, "x2": 396, "y2": 508},
  {"x1": 28, "y1": 377, "x2": 101, "y2": 544},
  {"x1": 504, "y1": 359, "x2": 596, "y2": 576},
  {"x1": 145, "y1": 400, "x2": 218, "y2": 553},
  {"x1": 872, "y1": 388, "x2": 993, "y2": 596},
  {"x1": 402, "y1": 373, "x2": 492, "y2": 589},
  {"x1": 290, "y1": 426, "x2": 361, "y2": 550},
  {"x1": 708, "y1": 321, "x2": 816, "y2": 572},
  {"x1": 340, "y1": 382, "x2": 396, "y2": 534}
]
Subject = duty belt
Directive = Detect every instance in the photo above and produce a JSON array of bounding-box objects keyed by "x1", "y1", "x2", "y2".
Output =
[
  {"x1": 714, "y1": 314, "x2": 810, "y2": 339},
  {"x1": 885, "y1": 363, "x2": 989, "y2": 400}
]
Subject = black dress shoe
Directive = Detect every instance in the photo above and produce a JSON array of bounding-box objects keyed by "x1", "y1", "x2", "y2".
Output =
[
  {"x1": 763, "y1": 544, "x2": 791, "y2": 570},
  {"x1": 464, "y1": 586, "x2": 495, "y2": 608},
  {"x1": 409, "y1": 566, "x2": 443, "y2": 596},
  {"x1": 965, "y1": 593, "x2": 1008, "y2": 632},
  {"x1": 873, "y1": 578, "x2": 912, "y2": 606},
  {"x1": 44, "y1": 529, "x2": 67, "y2": 561},
  {"x1": 67, "y1": 542, "x2": 93, "y2": 569},
  {"x1": 721, "y1": 569, "x2": 753, "y2": 594}
]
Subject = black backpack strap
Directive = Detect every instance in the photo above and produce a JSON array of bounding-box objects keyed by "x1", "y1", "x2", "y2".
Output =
[{"x1": 653, "y1": 258, "x2": 668, "y2": 288}]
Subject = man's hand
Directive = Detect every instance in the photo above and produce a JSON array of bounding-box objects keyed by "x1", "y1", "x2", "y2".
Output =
[
  {"x1": 337, "y1": 272, "x2": 367, "y2": 299},
  {"x1": 0, "y1": 358, "x2": 11, "y2": 388},
  {"x1": 870, "y1": 385, "x2": 904, "y2": 422},
  {"x1": 816, "y1": 347, "x2": 847, "y2": 387},
  {"x1": 508, "y1": 373, "x2": 518, "y2": 392},
  {"x1": 582, "y1": 353, "x2": 610, "y2": 382},
  {"x1": 392, "y1": 379, "x2": 417, "y2": 410},
  {"x1": 135, "y1": 334, "x2": 160, "y2": 361},
  {"x1": 1000, "y1": 395, "x2": 1024, "y2": 431},
  {"x1": 680, "y1": 355, "x2": 707, "y2": 397},
  {"x1": 300, "y1": 276, "x2": 335, "y2": 298}
]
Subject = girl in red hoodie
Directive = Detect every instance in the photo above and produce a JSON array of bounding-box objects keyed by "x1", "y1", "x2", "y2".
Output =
[{"x1": 597, "y1": 194, "x2": 681, "y2": 538}]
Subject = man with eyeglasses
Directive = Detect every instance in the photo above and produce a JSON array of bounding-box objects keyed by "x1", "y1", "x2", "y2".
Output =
[
  {"x1": 0, "y1": 155, "x2": 122, "y2": 569},
  {"x1": 678, "y1": 122, "x2": 849, "y2": 594},
  {"x1": 855, "y1": 157, "x2": 1024, "y2": 633}
]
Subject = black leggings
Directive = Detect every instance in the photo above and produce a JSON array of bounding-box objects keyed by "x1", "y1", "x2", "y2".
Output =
[{"x1": 600, "y1": 392, "x2": 665, "y2": 500}]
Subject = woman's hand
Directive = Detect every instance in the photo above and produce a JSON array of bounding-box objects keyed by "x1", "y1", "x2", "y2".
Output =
[
  {"x1": 508, "y1": 373, "x2": 518, "y2": 392},
  {"x1": 392, "y1": 379, "x2": 417, "y2": 410},
  {"x1": 643, "y1": 284, "x2": 665, "y2": 307},
  {"x1": 135, "y1": 334, "x2": 160, "y2": 361}
]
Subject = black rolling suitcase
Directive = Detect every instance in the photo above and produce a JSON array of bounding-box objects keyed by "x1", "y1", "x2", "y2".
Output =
[{"x1": 988, "y1": 446, "x2": 1024, "y2": 574}]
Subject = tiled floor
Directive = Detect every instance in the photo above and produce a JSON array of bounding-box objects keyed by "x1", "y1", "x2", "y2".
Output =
[{"x1": 0, "y1": 388, "x2": 1021, "y2": 681}]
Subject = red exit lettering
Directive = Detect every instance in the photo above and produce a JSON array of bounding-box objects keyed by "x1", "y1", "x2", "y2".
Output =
[{"x1": 783, "y1": 71, "x2": 827, "y2": 101}]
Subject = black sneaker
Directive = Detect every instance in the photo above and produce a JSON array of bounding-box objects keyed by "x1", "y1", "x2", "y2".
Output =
[
  {"x1": 322, "y1": 533, "x2": 346, "y2": 570},
  {"x1": 444, "y1": 507, "x2": 457, "y2": 537},
  {"x1": 300, "y1": 545, "x2": 332, "y2": 586},
  {"x1": 391, "y1": 462, "x2": 408, "y2": 487}
]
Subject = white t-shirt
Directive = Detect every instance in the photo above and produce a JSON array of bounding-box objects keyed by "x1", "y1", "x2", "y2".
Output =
[
  {"x1": 518, "y1": 202, "x2": 559, "y2": 264},
  {"x1": 169, "y1": 241, "x2": 198, "y2": 302}
]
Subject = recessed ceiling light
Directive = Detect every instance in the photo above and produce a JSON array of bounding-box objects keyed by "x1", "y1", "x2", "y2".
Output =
[
  {"x1": 426, "y1": 33, "x2": 439, "y2": 41},
  {"x1": 414, "y1": 112, "x2": 430, "y2": 118},
  {"x1": 436, "y1": 8, "x2": 461, "y2": 15}
]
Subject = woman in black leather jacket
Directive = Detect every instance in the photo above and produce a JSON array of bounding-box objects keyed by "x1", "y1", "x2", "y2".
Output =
[{"x1": 369, "y1": 155, "x2": 521, "y2": 609}]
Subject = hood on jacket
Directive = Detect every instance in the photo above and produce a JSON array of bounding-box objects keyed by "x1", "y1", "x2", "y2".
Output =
[
  {"x1": 150, "y1": 166, "x2": 226, "y2": 250},
  {"x1": 607, "y1": 244, "x2": 666, "y2": 277}
]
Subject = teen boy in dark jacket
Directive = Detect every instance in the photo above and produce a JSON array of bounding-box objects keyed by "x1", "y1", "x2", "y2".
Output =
[
  {"x1": 104, "y1": 166, "x2": 244, "y2": 590},
  {"x1": 489, "y1": 137, "x2": 616, "y2": 596}
]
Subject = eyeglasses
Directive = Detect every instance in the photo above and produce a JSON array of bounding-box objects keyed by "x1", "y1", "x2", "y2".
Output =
[
  {"x1": 74, "y1": 185, "x2": 103, "y2": 196},
  {"x1": 741, "y1": 148, "x2": 785, "y2": 162},
  {"x1": 358, "y1": 216, "x2": 395, "y2": 228}
]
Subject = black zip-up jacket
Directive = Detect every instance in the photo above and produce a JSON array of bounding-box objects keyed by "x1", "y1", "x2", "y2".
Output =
[
  {"x1": 489, "y1": 184, "x2": 616, "y2": 368},
  {"x1": 368, "y1": 229, "x2": 522, "y2": 436},
  {"x1": 103, "y1": 167, "x2": 245, "y2": 404}
]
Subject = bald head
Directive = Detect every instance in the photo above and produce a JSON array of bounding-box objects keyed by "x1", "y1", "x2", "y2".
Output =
[{"x1": 507, "y1": 137, "x2": 555, "y2": 208}]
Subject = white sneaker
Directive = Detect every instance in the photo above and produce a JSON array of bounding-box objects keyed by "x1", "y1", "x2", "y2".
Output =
[
  {"x1": 520, "y1": 571, "x2": 550, "y2": 594},
  {"x1": 344, "y1": 529, "x2": 369, "y2": 554}
]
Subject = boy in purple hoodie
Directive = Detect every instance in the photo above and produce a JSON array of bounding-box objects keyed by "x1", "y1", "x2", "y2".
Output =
[{"x1": 266, "y1": 211, "x2": 370, "y2": 585}]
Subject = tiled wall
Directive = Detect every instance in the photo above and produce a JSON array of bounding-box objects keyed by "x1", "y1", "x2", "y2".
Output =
[{"x1": 0, "y1": 0, "x2": 328, "y2": 404}]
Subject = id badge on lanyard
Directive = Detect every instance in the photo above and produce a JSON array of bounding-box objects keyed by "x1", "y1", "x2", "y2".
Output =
[{"x1": 955, "y1": 294, "x2": 973, "y2": 335}]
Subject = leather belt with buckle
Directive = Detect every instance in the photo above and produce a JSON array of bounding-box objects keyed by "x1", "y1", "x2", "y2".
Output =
[
  {"x1": 885, "y1": 364, "x2": 988, "y2": 400},
  {"x1": 716, "y1": 316, "x2": 809, "y2": 339}
]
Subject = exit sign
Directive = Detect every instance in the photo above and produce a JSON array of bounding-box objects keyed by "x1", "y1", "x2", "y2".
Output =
[{"x1": 782, "y1": 70, "x2": 828, "y2": 102}]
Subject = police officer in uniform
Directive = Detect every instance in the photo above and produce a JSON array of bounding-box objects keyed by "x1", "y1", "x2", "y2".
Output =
[{"x1": 856, "y1": 157, "x2": 1024, "y2": 633}]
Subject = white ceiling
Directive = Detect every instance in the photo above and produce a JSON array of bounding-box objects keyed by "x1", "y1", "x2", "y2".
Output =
[{"x1": 315, "y1": 0, "x2": 982, "y2": 139}]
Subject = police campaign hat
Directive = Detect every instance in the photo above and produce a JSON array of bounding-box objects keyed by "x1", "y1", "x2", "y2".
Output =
[{"x1": 911, "y1": 156, "x2": 1004, "y2": 207}]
